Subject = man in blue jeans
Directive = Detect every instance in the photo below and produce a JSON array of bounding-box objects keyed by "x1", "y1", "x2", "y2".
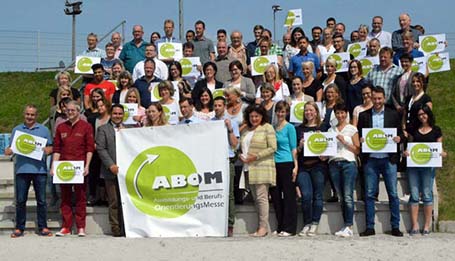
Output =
[
  {"x1": 5, "y1": 104, "x2": 53, "y2": 237},
  {"x1": 357, "y1": 86, "x2": 404, "y2": 237}
]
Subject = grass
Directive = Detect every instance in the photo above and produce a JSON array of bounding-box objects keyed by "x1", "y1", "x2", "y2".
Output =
[{"x1": 0, "y1": 64, "x2": 454, "y2": 220}]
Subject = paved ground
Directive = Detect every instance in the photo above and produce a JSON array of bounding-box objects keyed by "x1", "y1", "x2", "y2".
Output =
[{"x1": 1, "y1": 233, "x2": 455, "y2": 260}]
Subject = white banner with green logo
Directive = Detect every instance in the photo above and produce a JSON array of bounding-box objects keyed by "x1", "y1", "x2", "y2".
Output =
[
  {"x1": 361, "y1": 128, "x2": 397, "y2": 153},
  {"x1": 121, "y1": 103, "x2": 138, "y2": 125},
  {"x1": 348, "y1": 41, "x2": 367, "y2": 59},
  {"x1": 179, "y1": 57, "x2": 201, "y2": 77},
  {"x1": 116, "y1": 121, "x2": 230, "y2": 237},
  {"x1": 52, "y1": 161, "x2": 84, "y2": 184},
  {"x1": 290, "y1": 100, "x2": 306, "y2": 123},
  {"x1": 284, "y1": 9, "x2": 302, "y2": 27},
  {"x1": 407, "y1": 142, "x2": 442, "y2": 167},
  {"x1": 303, "y1": 132, "x2": 337, "y2": 156},
  {"x1": 75, "y1": 56, "x2": 101, "y2": 74},
  {"x1": 10, "y1": 130, "x2": 47, "y2": 161},
  {"x1": 251, "y1": 55, "x2": 278, "y2": 76},
  {"x1": 158, "y1": 42, "x2": 183, "y2": 60},
  {"x1": 360, "y1": 56, "x2": 379, "y2": 77},
  {"x1": 322, "y1": 52, "x2": 350, "y2": 73},
  {"x1": 419, "y1": 34, "x2": 446, "y2": 55},
  {"x1": 427, "y1": 52, "x2": 450, "y2": 73}
]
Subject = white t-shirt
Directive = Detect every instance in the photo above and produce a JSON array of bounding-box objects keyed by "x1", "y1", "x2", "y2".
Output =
[
  {"x1": 255, "y1": 81, "x2": 290, "y2": 102},
  {"x1": 328, "y1": 124, "x2": 358, "y2": 162},
  {"x1": 132, "y1": 58, "x2": 169, "y2": 81}
]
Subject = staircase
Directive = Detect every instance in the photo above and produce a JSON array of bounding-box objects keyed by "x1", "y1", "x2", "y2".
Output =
[{"x1": 0, "y1": 156, "x2": 438, "y2": 235}]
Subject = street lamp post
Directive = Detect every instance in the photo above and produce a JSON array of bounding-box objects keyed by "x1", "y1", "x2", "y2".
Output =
[
  {"x1": 64, "y1": 1, "x2": 83, "y2": 62},
  {"x1": 272, "y1": 5, "x2": 282, "y2": 43},
  {"x1": 179, "y1": 0, "x2": 184, "y2": 42}
]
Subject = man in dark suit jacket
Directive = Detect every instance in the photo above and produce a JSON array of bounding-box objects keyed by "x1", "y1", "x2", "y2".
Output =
[
  {"x1": 96, "y1": 104, "x2": 125, "y2": 237},
  {"x1": 357, "y1": 86, "x2": 404, "y2": 237}
]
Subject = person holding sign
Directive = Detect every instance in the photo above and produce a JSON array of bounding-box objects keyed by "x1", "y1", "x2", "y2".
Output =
[
  {"x1": 168, "y1": 61, "x2": 193, "y2": 99},
  {"x1": 52, "y1": 101, "x2": 95, "y2": 237},
  {"x1": 123, "y1": 88, "x2": 146, "y2": 126},
  {"x1": 255, "y1": 64, "x2": 290, "y2": 103},
  {"x1": 133, "y1": 58, "x2": 163, "y2": 109},
  {"x1": 357, "y1": 86, "x2": 404, "y2": 237},
  {"x1": 5, "y1": 105, "x2": 53, "y2": 238},
  {"x1": 132, "y1": 43, "x2": 168, "y2": 82},
  {"x1": 158, "y1": 81, "x2": 179, "y2": 125},
  {"x1": 328, "y1": 103, "x2": 360, "y2": 237},
  {"x1": 404, "y1": 104, "x2": 446, "y2": 235}
]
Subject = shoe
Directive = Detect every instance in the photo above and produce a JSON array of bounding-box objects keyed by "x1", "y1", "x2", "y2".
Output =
[
  {"x1": 271, "y1": 230, "x2": 279, "y2": 236},
  {"x1": 307, "y1": 224, "x2": 318, "y2": 237},
  {"x1": 38, "y1": 228, "x2": 53, "y2": 237},
  {"x1": 56, "y1": 228, "x2": 71, "y2": 237},
  {"x1": 422, "y1": 230, "x2": 431, "y2": 236},
  {"x1": 409, "y1": 229, "x2": 420, "y2": 236},
  {"x1": 278, "y1": 231, "x2": 294, "y2": 237},
  {"x1": 250, "y1": 229, "x2": 268, "y2": 237},
  {"x1": 327, "y1": 196, "x2": 339, "y2": 202},
  {"x1": 87, "y1": 196, "x2": 96, "y2": 206},
  {"x1": 298, "y1": 225, "x2": 311, "y2": 236},
  {"x1": 227, "y1": 227, "x2": 234, "y2": 237},
  {"x1": 77, "y1": 228, "x2": 86, "y2": 237},
  {"x1": 391, "y1": 228, "x2": 403, "y2": 237},
  {"x1": 10, "y1": 229, "x2": 24, "y2": 238},
  {"x1": 359, "y1": 228, "x2": 376, "y2": 237},
  {"x1": 336, "y1": 227, "x2": 353, "y2": 238}
]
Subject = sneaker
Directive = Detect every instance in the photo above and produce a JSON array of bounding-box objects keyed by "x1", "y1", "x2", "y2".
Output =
[
  {"x1": 359, "y1": 228, "x2": 375, "y2": 237},
  {"x1": 307, "y1": 224, "x2": 318, "y2": 237},
  {"x1": 391, "y1": 228, "x2": 403, "y2": 237},
  {"x1": 278, "y1": 231, "x2": 294, "y2": 237},
  {"x1": 56, "y1": 228, "x2": 71, "y2": 237},
  {"x1": 77, "y1": 228, "x2": 86, "y2": 237},
  {"x1": 271, "y1": 230, "x2": 279, "y2": 236},
  {"x1": 336, "y1": 227, "x2": 353, "y2": 238},
  {"x1": 298, "y1": 225, "x2": 311, "y2": 237},
  {"x1": 335, "y1": 227, "x2": 346, "y2": 236}
]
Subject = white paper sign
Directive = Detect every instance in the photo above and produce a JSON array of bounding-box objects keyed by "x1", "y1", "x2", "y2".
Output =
[
  {"x1": 322, "y1": 52, "x2": 350, "y2": 73},
  {"x1": 162, "y1": 101, "x2": 180, "y2": 125},
  {"x1": 399, "y1": 56, "x2": 427, "y2": 74},
  {"x1": 360, "y1": 56, "x2": 379, "y2": 77},
  {"x1": 53, "y1": 161, "x2": 84, "y2": 184},
  {"x1": 304, "y1": 132, "x2": 337, "y2": 156},
  {"x1": 407, "y1": 142, "x2": 442, "y2": 167},
  {"x1": 150, "y1": 82, "x2": 180, "y2": 102},
  {"x1": 362, "y1": 128, "x2": 397, "y2": 153},
  {"x1": 427, "y1": 52, "x2": 451, "y2": 73},
  {"x1": 11, "y1": 130, "x2": 47, "y2": 161},
  {"x1": 158, "y1": 42, "x2": 183, "y2": 60},
  {"x1": 212, "y1": 88, "x2": 225, "y2": 99},
  {"x1": 251, "y1": 55, "x2": 278, "y2": 76},
  {"x1": 348, "y1": 41, "x2": 367, "y2": 59},
  {"x1": 121, "y1": 103, "x2": 138, "y2": 125},
  {"x1": 284, "y1": 9, "x2": 303, "y2": 27},
  {"x1": 179, "y1": 57, "x2": 201, "y2": 77},
  {"x1": 75, "y1": 56, "x2": 101, "y2": 74},
  {"x1": 419, "y1": 34, "x2": 446, "y2": 55},
  {"x1": 290, "y1": 100, "x2": 306, "y2": 123}
]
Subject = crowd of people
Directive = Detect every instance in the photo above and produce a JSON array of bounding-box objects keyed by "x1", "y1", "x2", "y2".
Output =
[{"x1": 5, "y1": 13, "x2": 448, "y2": 238}]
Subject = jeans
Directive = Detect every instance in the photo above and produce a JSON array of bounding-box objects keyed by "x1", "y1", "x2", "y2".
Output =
[
  {"x1": 407, "y1": 167, "x2": 435, "y2": 206},
  {"x1": 296, "y1": 163, "x2": 326, "y2": 226},
  {"x1": 364, "y1": 158, "x2": 400, "y2": 229},
  {"x1": 15, "y1": 174, "x2": 48, "y2": 231}
]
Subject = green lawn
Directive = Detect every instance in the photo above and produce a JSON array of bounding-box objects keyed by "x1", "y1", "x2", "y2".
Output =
[{"x1": 0, "y1": 64, "x2": 454, "y2": 220}]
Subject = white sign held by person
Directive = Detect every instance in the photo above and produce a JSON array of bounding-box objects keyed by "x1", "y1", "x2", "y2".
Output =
[
  {"x1": 400, "y1": 56, "x2": 427, "y2": 75},
  {"x1": 304, "y1": 132, "x2": 337, "y2": 156},
  {"x1": 179, "y1": 57, "x2": 201, "y2": 78},
  {"x1": 348, "y1": 41, "x2": 367, "y2": 59},
  {"x1": 75, "y1": 56, "x2": 101, "y2": 74},
  {"x1": 419, "y1": 34, "x2": 446, "y2": 55},
  {"x1": 360, "y1": 56, "x2": 379, "y2": 77},
  {"x1": 290, "y1": 100, "x2": 306, "y2": 123},
  {"x1": 11, "y1": 130, "x2": 47, "y2": 161},
  {"x1": 162, "y1": 102, "x2": 180, "y2": 125},
  {"x1": 116, "y1": 121, "x2": 230, "y2": 237},
  {"x1": 322, "y1": 53, "x2": 350, "y2": 73},
  {"x1": 158, "y1": 42, "x2": 183, "y2": 60},
  {"x1": 284, "y1": 9, "x2": 303, "y2": 27},
  {"x1": 427, "y1": 52, "x2": 450, "y2": 73},
  {"x1": 121, "y1": 103, "x2": 139, "y2": 125},
  {"x1": 407, "y1": 142, "x2": 443, "y2": 168},
  {"x1": 251, "y1": 55, "x2": 278, "y2": 76},
  {"x1": 362, "y1": 128, "x2": 397, "y2": 153},
  {"x1": 52, "y1": 161, "x2": 84, "y2": 184}
]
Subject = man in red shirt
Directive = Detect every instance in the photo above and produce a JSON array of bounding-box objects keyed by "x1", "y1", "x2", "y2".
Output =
[
  {"x1": 83, "y1": 63, "x2": 116, "y2": 109},
  {"x1": 52, "y1": 101, "x2": 94, "y2": 237}
]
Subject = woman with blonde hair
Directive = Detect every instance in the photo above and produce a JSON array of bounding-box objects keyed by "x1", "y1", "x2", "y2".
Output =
[
  {"x1": 255, "y1": 64, "x2": 290, "y2": 103},
  {"x1": 301, "y1": 61, "x2": 323, "y2": 101},
  {"x1": 124, "y1": 87, "x2": 146, "y2": 126},
  {"x1": 49, "y1": 71, "x2": 81, "y2": 106},
  {"x1": 143, "y1": 102, "x2": 168, "y2": 127}
]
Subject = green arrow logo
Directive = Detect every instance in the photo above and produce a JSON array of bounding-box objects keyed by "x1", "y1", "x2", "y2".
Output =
[
  {"x1": 365, "y1": 129, "x2": 388, "y2": 151},
  {"x1": 15, "y1": 134, "x2": 36, "y2": 154},
  {"x1": 410, "y1": 144, "x2": 433, "y2": 165}
]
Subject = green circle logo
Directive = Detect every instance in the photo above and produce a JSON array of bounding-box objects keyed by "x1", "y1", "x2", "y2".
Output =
[
  {"x1": 153, "y1": 84, "x2": 161, "y2": 100},
  {"x1": 411, "y1": 60, "x2": 420, "y2": 72},
  {"x1": 125, "y1": 146, "x2": 199, "y2": 218},
  {"x1": 365, "y1": 129, "x2": 388, "y2": 151},
  {"x1": 253, "y1": 56, "x2": 270, "y2": 74},
  {"x1": 180, "y1": 58, "x2": 193, "y2": 76},
  {"x1": 421, "y1": 36, "x2": 438, "y2": 53},
  {"x1": 307, "y1": 133, "x2": 328, "y2": 154},
  {"x1": 162, "y1": 105, "x2": 171, "y2": 122},
  {"x1": 427, "y1": 54, "x2": 443, "y2": 71},
  {"x1": 160, "y1": 43, "x2": 175, "y2": 58},
  {"x1": 15, "y1": 134, "x2": 36, "y2": 154},
  {"x1": 293, "y1": 102, "x2": 305, "y2": 122},
  {"x1": 349, "y1": 43, "x2": 362, "y2": 58},
  {"x1": 410, "y1": 144, "x2": 432, "y2": 165},
  {"x1": 77, "y1": 57, "x2": 93, "y2": 73},
  {"x1": 328, "y1": 54, "x2": 342, "y2": 70},
  {"x1": 285, "y1": 11, "x2": 296, "y2": 26},
  {"x1": 360, "y1": 58, "x2": 373, "y2": 77},
  {"x1": 212, "y1": 89, "x2": 224, "y2": 98},
  {"x1": 122, "y1": 104, "x2": 130, "y2": 122},
  {"x1": 56, "y1": 162, "x2": 76, "y2": 181}
]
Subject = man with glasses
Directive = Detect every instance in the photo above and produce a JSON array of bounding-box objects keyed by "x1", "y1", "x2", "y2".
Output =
[
  {"x1": 367, "y1": 16, "x2": 392, "y2": 48},
  {"x1": 119, "y1": 25, "x2": 149, "y2": 73}
]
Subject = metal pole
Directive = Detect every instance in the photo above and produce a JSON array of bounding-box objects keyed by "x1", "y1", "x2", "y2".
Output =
[
  {"x1": 179, "y1": 0, "x2": 184, "y2": 41},
  {"x1": 273, "y1": 11, "x2": 276, "y2": 43},
  {"x1": 122, "y1": 22, "x2": 125, "y2": 44},
  {"x1": 37, "y1": 30, "x2": 40, "y2": 71},
  {"x1": 72, "y1": 14, "x2": 76, "y2": 62}
]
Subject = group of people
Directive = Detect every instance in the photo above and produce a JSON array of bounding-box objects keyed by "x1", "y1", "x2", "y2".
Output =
[{"x1": 6, "y1": 13, "x2": 447, "y2": 238}]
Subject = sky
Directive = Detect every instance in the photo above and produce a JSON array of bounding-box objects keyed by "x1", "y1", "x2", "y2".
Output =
[{"x1": 0, "y1": 0, "x2": 454, "y2": 71}]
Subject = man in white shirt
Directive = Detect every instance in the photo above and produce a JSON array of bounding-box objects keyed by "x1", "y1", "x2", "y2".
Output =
[
  {"x1": 367, "y1": 16, "x2": 392, "y2": 48},
  {"x1": 132, "y1": 43, "x2": 168, "y2": 81}
]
